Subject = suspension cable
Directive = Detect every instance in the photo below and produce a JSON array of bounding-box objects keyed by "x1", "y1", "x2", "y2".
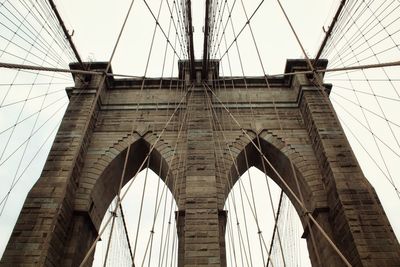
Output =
[
  {"x1": 204, "y1": 82, "x2": 353, "y2": 266},
  {"x1": 47, "y1": 0, "x2": 83, "y2": 67}
]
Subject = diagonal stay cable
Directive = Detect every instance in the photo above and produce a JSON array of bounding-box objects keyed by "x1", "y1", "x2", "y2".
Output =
[
  {"x1": 141, "y1": 89, "x2": 190, "y2": 266},
  {"x1": 0, "y1": 96, "x2": 67, "y2": 165},
  {"x1": 78, "y1": 88, "x2": 189, "y2": 266},
  {"x1": 140, "y1": 7, "x2": 186, "y2": 266},
  {"x1": 218, "y1": 0, "x2": 266, "y2": 60},
  {"x1": 0, "y1": 115, "x2": 63, "y2": 206},
  {"x1": 329, "y1": 83, "x2": 400, "y2": 103},
  {"x1": 332, "y1": 91, "x2": 400, "y2": 128},
  {"x1": 215, "y1": 37, "x2": 281, "y2": 265},
  {"x1": 99, "y1": 0, "x2": 183, "y2": 261},
  {"x1": 218, "y1": 0, "x2": 294, "y2": 262},
  {"x1": 18, "y1": 0, "x2": 78, "y2": 62},
  {"x1": 119, "y1": 204, "x2": 134, "y2": 263},
  {"x1": 142, "y1": 0, "x2": 183, "y2": 60},
  {"x1": 325, "y1": 1, "x2": 399, "y2": 66},
  {"x1": 329, "y1": 2, "x2": 400, "y2": 102},
  {"x1": 0, "y1": 88, "x2": 65, "y2": 109},
  {"x1": 102, "y1": 202, "x2": 118, "y2": 266},
  {"x1": 204, "y1": 82, "x2": 353, "y2": 266},
  {"x1": 213, "y1": 2, "x2": 272, "y2": 260},
  {"x1": 0, "y1": 94, "x2": 65, "y2": 136},
  {"x1": 202, "y1": 83, "x2": 276, "y2": 266},
  {"x1": 132, "y1": 153, "x2": 152, "y2": 263},
  {"x1": 276, "y1": 0, "x2": 400, "y2": 254},
  {"x1": 333, "y1": 107, "x2": 400, "y2": 199},
  {"x1": 331, "y1": 94, "x2": 400, "y2": 159},
  {"x1": 331, "y1": 17, "x2": 400, "y2": 151},
  {"x1": 266, "y1": 190, "x2": 284, "y2": 267},
  {"x1": 40, "y1": 0, "x2": 139, "y2": 263},
  {"x1": 0, "y1": 3, "x2": 73, "y2": 65},
  {"x1": 0, "y1": 48, "x2": 64, "y2": 216}
]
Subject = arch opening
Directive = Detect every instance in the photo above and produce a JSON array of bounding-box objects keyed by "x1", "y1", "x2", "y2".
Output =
[
  {"x1": 77, "y1": 137, "x2": 181, "y2": 266},
  {"x1": 226, "y1": 136, "x2": 316, "y2": 223},
  {"x1": 88, "y1": 137, "x2": 178, "y2": 230},
  {"x1": 224, "y1": 167, "x2": 311, "y2": 266},
  {"x1": 222, "y1": 135, "x2": 326, "y2": 266},
  {"x1": 92, "y1": 168, "x2": 179, "y2": 266}
]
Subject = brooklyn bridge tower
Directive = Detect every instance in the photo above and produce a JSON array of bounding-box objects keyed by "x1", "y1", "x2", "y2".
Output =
[{"x1": 0, "y1": 0, "x2": 399, "y2": 266}]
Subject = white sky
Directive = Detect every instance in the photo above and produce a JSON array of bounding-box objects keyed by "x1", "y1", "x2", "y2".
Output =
[{"x1": 0, "y1": 0, "x2": 399, "y2": 266}]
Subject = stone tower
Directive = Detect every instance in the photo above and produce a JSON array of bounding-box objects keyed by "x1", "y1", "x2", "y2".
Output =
[{"x1": 1, "y1": 59, "x2": 399, "y2": 266}]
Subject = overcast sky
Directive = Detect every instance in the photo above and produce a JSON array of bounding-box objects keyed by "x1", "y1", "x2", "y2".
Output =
[{"x1": 0, "y1": 0, "x2": 399, "y2": 266}]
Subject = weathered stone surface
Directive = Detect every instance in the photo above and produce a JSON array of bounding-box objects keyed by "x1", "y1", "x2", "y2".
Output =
[{"x1": 1, "y1": 60, "x2": 399, "y2": 267}]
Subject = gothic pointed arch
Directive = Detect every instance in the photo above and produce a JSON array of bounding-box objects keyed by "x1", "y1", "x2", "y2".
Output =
[
  {"x1": 223, "y1": 130, "x2": 342, "y2": 266},
  {"x1": 76, "y1": 131, "x2": 178, "y2": 230},
  {"x1": 225, "y1": 130, "x2": 325, "y2": 218},
  {"x1": 59, "y1": 131, "x2": 180, "y2": 266}
]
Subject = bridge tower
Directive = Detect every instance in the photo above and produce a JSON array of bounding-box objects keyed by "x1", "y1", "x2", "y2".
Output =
[{"x1": 1, "y1": 58, "x2": 400, "y2": 267}]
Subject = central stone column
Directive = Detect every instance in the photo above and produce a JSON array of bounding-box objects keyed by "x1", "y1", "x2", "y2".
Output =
[{"x1": 178, "y1": 86, "x2": 226, "y2": 266}]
